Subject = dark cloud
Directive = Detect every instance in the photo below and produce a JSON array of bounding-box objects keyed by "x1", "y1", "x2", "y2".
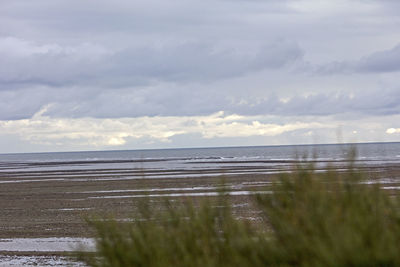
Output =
[
  {"x1": 0, "y1": 0, "x2": 400, "y2": 123},
  {"x1": 228, "y1": 88, "x2": 400, "y2": 117},
  {"x1": 1, "y1": 84, "x2": 395, "y2": 121},
  {"x1": 0, "y1": 89, "x2": 45, "y2": 120},
  {"x1": 318, "y1": 43, "x2": 400, "y2": 74},
  {"x1": 0, "y1": 37, "x2": 302, "y2": 88},
  {"x1": 357, "y1": 44, "x2": 400, "y2": 73}
]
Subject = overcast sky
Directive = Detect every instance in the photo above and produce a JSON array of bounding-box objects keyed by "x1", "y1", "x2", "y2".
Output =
[{"x1": 1, "y1": 0, "x2": 400, "y2": 153}]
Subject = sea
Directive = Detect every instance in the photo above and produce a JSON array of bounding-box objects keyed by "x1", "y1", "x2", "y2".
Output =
[{"x1": 0, "y1": 142, "x2": 399, "y2": 179}]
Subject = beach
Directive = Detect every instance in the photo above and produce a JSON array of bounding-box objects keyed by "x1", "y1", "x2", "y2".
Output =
[
  {"x1": 1, "y1": 158, "x2": 399, "y2": 238},
  {"x1": 0, "y1": 144, "x2": 399, "y2": 265}
]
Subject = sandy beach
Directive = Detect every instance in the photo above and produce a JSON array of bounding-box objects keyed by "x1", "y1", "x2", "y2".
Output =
[
  {"x1": 1, "y1": 159, "x2": 399, "y2": 238},
  {"x1": 0, "y1": 158, "x2": 399, "y2": 265}
]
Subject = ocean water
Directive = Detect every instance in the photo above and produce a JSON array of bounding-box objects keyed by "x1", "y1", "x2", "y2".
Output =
[{"x1": 0, "y1": 142, "x2": 399, "y2": 175}]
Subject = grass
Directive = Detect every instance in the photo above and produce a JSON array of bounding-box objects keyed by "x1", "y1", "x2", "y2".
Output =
[{"x1": 81, "y1": 157, "x2": 400, "y2": 266}]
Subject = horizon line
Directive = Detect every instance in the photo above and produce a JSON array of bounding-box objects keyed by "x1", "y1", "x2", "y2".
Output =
[{"x1": 1, "y1": 140, "x2": 399, "y2": 156}]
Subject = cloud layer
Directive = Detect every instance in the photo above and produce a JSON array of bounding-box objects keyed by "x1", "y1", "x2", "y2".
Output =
[
  {"x1": 1, "y1": 0, "x2": 400, "y2": 151},
  {"x1": 0, "y1": 110, "x2": 328, "y2": 148},
  {"x1": 0, "y1": 37, "x2": 303, "y2": 87}
]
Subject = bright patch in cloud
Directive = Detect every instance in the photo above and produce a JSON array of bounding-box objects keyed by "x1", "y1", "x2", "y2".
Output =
[{"x1": 386, "y1": 128, "x2": 400, "y2": 134}]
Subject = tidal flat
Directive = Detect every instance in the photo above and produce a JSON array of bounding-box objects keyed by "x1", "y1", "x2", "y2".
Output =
[{"x1": 0, "y1": 150, "x2": 399, "y2": 265}]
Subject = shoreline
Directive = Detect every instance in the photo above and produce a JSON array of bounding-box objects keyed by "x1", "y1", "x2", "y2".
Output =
[
  {"x1": 0, "y1": 159, "x2": 399, "y2": 265},
  {"x1": 0, "y1": 159, "x2": 399, "y2": 238}
]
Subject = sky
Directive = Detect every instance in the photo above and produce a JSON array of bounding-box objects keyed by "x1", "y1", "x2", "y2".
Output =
[{"x1": 1, "y1": 0, "x2": 400, "y2": 153}]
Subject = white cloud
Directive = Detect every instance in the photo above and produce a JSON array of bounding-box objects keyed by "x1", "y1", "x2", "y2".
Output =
[
  {"x1": 200, "y1": 120, "x2": 325, "y2": 138},
  {"x1": 386, "y1": 128, "x2": 400, "y2": 134},
  {"x1": 0, "y1": 111, "x2": 329, "y2": 148},
  {"x1": 1, "y1": 110, "x2": 399, "y2": 152}
]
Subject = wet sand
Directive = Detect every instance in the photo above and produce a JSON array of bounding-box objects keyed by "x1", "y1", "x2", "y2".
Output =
[
  {"x1": 0, "y1": 172, "x2": 273, "y2": 238},
  {"x1": 0, "y1": 159, "x2": 399, "y2": 238},
  {"x1": 0, "y1": 159, "x2": 399, "y2": 265}
]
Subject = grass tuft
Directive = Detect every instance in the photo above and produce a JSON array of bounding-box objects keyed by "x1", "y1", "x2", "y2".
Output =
[{"x1": 82, "y1": 159, "x2": 400, "y2": 266}]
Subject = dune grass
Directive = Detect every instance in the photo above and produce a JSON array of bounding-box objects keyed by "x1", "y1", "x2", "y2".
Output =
[{"x1": 82, "y1": 159, "x2": 400, "y2": 266}]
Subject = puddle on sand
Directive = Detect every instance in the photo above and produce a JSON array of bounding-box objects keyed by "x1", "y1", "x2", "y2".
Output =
[
  {"x1": 0, "y1": 237, "x2": 95, "y2": 252},
  {"x1": 88, "y1": 190, "x2": 272, "y2": 199},
  {"x1": 0, "y1": 255, "x2": 87, "y2": 267}
]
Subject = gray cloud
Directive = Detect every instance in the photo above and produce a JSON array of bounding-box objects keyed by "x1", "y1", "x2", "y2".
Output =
[
  {"x1": 2, "y1": 85, "x2": 393, "y2": 121},
  {"x1": 357, "y1": 44, "x2": 400, "y2": 73},
  {"x1": 227, "y1": 88, "x2": 400, "y2": 117},
  {"x1": 0, "y1": 37, "x2": 302, "y2": 88},
  {"x1": 318, "y1": 43, "x2": 400, "y2": 74},
  {"x1": 0, "y1": 0, "x2": 399, "y2": 130}
]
